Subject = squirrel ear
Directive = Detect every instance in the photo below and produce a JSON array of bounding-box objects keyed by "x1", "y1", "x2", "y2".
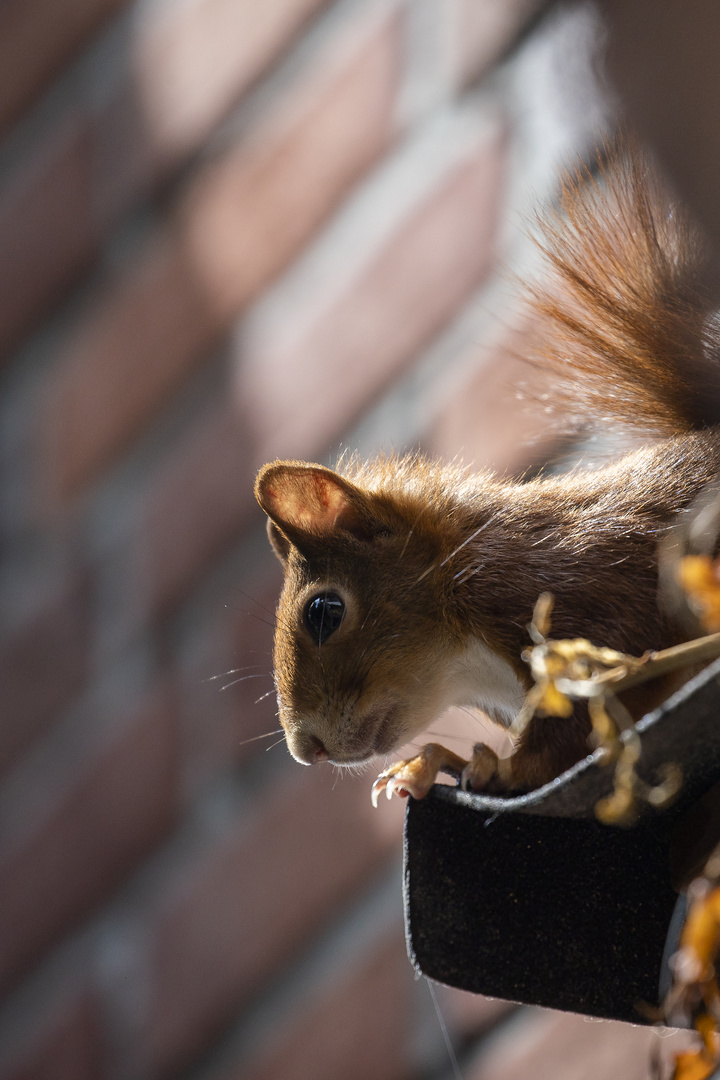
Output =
[
  {"x1": 255, "y1": 462, "x2": 374, "y2": 548},
  {"x1": 266, "y1": 518, "x2": 292, "y2": 565}
]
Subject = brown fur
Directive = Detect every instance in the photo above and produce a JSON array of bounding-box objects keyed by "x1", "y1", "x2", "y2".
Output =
[
  {"x1": 254, "y1": 146, "x2": 720, "y2": 791},
  {"x1": 528, "y1": 146, "x2": 720, "y2": 433}
]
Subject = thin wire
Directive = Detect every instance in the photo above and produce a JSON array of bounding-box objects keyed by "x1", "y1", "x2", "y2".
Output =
[{"x1": 427, "y1": 979, "x2": 463, "y2": 1080}]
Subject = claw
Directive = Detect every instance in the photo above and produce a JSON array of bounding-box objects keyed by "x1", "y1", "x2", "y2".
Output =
[
  {"x1": 371, "y1": 743, "x2": 470, "y2": 807},
  {"x1": 371, "y1": 772, "x2": 410, "y2": 807},
  {"x1": 371, "y1": 776, "x2": 386, "y2": 808}
]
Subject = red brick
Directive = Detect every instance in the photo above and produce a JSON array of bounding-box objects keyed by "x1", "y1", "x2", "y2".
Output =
[
  {"x1": 238, "y1": 932, "x2": 411, "y2": 1080},
  {"x1": 425, "y1": 320, "x2": 561, "y2": 476},
  {"x1": 173, "y1": 10, "x2": 401, "y2": 322},
  {"x1": 468, "y1": 1009, "x2": 696, "y2": 1080},
  {"x1": 234, "y1": 119, "x2": 507, "y2": 465},
  {"x1": 450, "y1": 0, "x2": 546, "y2": 87},
  {"x1": 0, "y1": 988, "x2": 103, "y2": 1080},
  {"x1": 111, "y1": 0, "x2": 333, "y2": 177},
  {"x1": 42, "y1": 230, "x2": 220, "y2": 503},
  {"x1": 136, "y1": 402, "x2": 257, "y2": 619},
  {"x1": 0, "y1": 685, "x2": 179, "y2": 995},
  {"x1": 0, "y1": 0, "x2": 128, "y2": 135},
  {"x1": 0, "y1": 118, "x2": 98, "y2": 357},
  {"x1": 141, "y1": 766, "x2": 405, "y2": 1077},
  {"x1": 131, "y1": 118, "x2": 506, "y2": 618},
  {"x1": 0, "y1": 576, "x2": 89, "y2": 775},
  {"x1": 42, "y1": 8, "x2": 402, "y2": 502},
  {"x1": 0, "y1": 0, "x2": 336, "y2": 359},
  {"x1": 224, "y1": 558, "x2": 286, "y2": 763},
  {"x1": 173, "y1": 549, "x2": 284, "y2": 792}
]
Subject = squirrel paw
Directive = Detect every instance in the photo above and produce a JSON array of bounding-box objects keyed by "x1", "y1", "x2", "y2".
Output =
[
  {"x1": 461, "y1": 743, "x2": 507, "y2": 793},
  {"x1": 371, "y1": 743, "x2": 468, "y2": 807}
]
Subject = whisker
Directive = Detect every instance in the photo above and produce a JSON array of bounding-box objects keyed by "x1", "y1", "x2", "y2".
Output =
[
  {"x1": 400, "y1": 743, "x2": 434, "y2": 759},
  {"x1": 453, "y1": 563, "x2": 484, "y2": 584},
  {"x1": 265, "y1": 736, "x2": 288, "y2": 753},
  {"x1": 397, "y1": 528, "x2": 414, "y2": 563},
  {"x1": 439, "y1": 515, "x2": 497, "y2": 569},
  {"x1": 398, "y1": 503, "x2": 433, "y2": 564},
  {"x1": 224, "y1": 604, "x2": 278, "y2": 632},
  {"x1": 223, "y1": 604, "x2": 296, "y2": 637},
  {"x1": 417, "y1": 517, "x2": 497, "y2": 585},
  {"x1": 359, "y1": 594, "x2": 382, "y2": 632},
  {"x1": 254, "y1": 689, "x2": 276, "y2": 704},
  {"x1": 220, "y1": 673, "x2": 273, "y2": 691},
  {"x1": 230, "y1": 587, "x2": 280, "y2": 620},
  {"x1": 423, "y1": 729, "x2": 472, "y2": 745},
  {"x1": 415, "y1": 561, "x2": 437, "y2": 585},
  {"x1": 453, "y1": 705, "x2": 501, "y2": 737},
  {"x1": 237, "y1": 727, "x2": 284, "y2": 748},
  {"x1": 203, "y1": 665, "x2": 263, "y2": 683}
]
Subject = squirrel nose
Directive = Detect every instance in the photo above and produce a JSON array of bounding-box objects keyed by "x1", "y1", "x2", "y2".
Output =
[
  {"x1": 310, "y1": 736, "x2": 329, "y2": 763},
  {"x1": 288, "y1": 731, "x2": 330, "y2": 765}
]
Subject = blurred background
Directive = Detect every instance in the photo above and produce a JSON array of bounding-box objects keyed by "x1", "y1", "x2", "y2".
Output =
[{"x1": 0, "y1": 0, "x2": 701, "y2": 1077}]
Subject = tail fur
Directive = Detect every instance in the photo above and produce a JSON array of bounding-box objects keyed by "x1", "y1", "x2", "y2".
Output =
[{"x1": 529, "y1": 142, "x2": 720, "y2": 435}]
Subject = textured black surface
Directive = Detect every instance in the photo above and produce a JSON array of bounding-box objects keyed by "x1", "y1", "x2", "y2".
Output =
[{"x1": 403, "y1": 656, "x2": 720, "y2": 1023}]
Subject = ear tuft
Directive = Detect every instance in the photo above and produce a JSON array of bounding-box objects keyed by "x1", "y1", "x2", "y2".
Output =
[{"x1": 255, "y1": 461, "x2": 371, "y2": 542}]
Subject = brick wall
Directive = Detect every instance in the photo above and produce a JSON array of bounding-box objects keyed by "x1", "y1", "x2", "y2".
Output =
[{"x1": 0, "y1": 2, "x2": 698, "y2": 1078}]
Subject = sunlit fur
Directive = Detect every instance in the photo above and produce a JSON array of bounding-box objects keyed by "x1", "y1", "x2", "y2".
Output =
[{"x1": 255, "y1": 145, "x2": 720, "y2": 789}]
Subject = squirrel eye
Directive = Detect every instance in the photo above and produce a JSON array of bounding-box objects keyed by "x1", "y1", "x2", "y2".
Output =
[{"x1": 303, "y1": 592, "x2": 345, "y2": 645}]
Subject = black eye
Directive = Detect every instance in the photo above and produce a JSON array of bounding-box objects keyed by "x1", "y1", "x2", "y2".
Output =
[{"x1": 304, "y1": 592, "x2": 345, "y2": 645}]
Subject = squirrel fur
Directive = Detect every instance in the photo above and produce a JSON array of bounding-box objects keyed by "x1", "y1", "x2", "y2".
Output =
[{"x1": 254, "y1": 145, "x2": 720, "y2": 795}]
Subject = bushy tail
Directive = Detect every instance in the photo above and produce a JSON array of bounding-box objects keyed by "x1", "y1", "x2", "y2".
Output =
[{"x1": 529, "y1": 141, "x2": 720, "y2": 436}]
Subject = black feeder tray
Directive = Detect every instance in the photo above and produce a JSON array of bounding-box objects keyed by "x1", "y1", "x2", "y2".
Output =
[{"x1": 403, "y1": 656, "x2": 720, "y2": 1025}]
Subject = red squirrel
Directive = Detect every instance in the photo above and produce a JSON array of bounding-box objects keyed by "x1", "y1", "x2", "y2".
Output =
[{"x1": 254, "y1": 146, "x2": 720, "y2": 800}]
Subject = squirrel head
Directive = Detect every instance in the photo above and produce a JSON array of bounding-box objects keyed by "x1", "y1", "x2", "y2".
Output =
[{"x1": 254, "y1": 460, "x2": 472, "y2": 767}]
